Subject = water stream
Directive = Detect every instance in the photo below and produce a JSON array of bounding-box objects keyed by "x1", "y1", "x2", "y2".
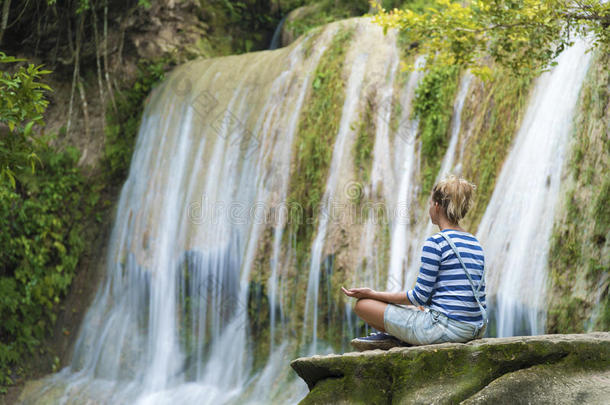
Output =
[
  {"x1": 20, "y1": 18, "x2": 594, "y2": 405},
  {"x1": 477, "y1": 39, "x2": 593, "y2": 337}
]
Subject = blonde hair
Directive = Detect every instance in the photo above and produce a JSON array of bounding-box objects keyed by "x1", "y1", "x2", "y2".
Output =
[{"x1": 431, "y1": 175, "x2": 476, "y2": 224}]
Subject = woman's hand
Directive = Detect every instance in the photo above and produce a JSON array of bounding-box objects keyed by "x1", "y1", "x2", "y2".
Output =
[{"x1": 341, "y1": 286, "x2": 376, "y2": 299}]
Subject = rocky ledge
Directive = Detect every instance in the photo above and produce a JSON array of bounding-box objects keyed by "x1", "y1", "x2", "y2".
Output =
[{"x1": 291, "y1": 332, "x2": 610, "y2": 404}]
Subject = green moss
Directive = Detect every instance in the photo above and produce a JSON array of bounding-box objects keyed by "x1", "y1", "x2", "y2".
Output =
[
  {"x1": 547, "y1": 51, "x2": 610, "y2": 333},
  {"x1": 460, "y1": 66, "x2": 534, "y2": 231},
  {"x1": 592, "y1": 176, "x2": 610, "y2": 241},
  {"x1": 247, "y1": 277, "x2": 272, "y2": 371},
  {"x1": 377, "y1": 218, "x2": 392, "y2": 287},
  {"x1": 412, "y1": 64, "x2": 460, "y2": 195},
  {"x1": 351, "y1": 88, "x2": 376, "y2": 204},
  {"x1": 317, "y1": 254, "x2": 347, "y2": 348},
  {"x1": 286, "y1": 25, "x2": 354, "y2": 268},
  {"x1": 302, "y1": 25, "x2": 325, "y2": 59},
  {"x1": 283, "y1": 0, "x2": 369, "y2": 41},
  {"x1": 295, "y1": 336, "x2": 610, "y2": 404}
]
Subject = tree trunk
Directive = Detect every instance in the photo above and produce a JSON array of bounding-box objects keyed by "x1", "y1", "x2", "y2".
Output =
[{"x1": 0, "y1": 0, "x2": 12, "y2": 46}]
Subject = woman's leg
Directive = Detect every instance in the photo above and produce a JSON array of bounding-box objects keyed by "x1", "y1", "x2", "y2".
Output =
[{"x1": 354, "y1": 298, "x2": 388, "y2": 331}]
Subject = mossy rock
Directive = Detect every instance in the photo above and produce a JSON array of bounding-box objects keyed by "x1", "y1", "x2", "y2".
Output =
[{"x1": 291, "y1": 332, "x2": 610, "y2": 404}]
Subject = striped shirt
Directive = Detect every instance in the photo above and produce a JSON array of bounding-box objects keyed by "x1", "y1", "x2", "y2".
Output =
[{"x1": 406, "y1": 229, "x2": 486, "y2": 325}]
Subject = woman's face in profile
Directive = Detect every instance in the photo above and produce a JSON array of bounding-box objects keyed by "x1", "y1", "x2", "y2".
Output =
[{"x1": 428, "y1": 196, "x2": 438, "y2": 225}]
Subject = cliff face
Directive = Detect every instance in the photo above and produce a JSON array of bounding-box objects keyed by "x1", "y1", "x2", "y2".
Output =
[{"x1": 291, "y1": 332, "x2": 610, "y2": 404}]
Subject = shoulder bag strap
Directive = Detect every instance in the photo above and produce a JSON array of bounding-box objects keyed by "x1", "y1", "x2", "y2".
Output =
[{"x1": 438, "y1": 232, "x2": 488, "y2": 328}]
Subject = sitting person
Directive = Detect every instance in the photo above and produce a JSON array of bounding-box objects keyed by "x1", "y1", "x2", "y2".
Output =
[{"x1": 342, "y1": 175, "x2": 487, "y2": 350}]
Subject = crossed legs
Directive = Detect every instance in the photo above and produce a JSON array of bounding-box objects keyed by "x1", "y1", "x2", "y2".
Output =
[{"x1": 353, "y1": 298, "x2": 388, "y2": 332}]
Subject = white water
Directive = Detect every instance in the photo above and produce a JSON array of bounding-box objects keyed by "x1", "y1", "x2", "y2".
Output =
[
  {"x1": 401, "y1": 72, "x2": 473, "y2": 290},
  {"x1": 23, "y1": 26, "x2": 333, "y2": 405},
  {"x1": 384, "y1": 57, "x2": 425, "y2": 292},
  {"x1": 302, "y1": 51, "x2": 368, "y2": 351},
  {"x1": 21, "y1": 18, "x2": 596, "y2": 405},
  {"x1": 266, "y1": 27, "x2": 338, "y2": 352},
  {"x1": 357, "y1": 41, "x2": 399, "y2": 287},
  {"x1": 477, "y1": 39, "x2": 593, "y2": 337}
]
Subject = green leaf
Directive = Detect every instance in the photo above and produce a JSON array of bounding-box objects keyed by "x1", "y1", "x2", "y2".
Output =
[{"x1": 24, "y1": 121, "x2": 34, "y2": 137}]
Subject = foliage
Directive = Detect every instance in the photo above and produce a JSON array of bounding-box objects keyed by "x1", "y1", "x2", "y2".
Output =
[
  {"x1": 352, "y1": 89, "x2": 376, "y2": 204},
  {"x1": 0, "y1": 138, "x2": 98, "y2": 391},
  {"x1": 216, "y1": 0, "x2": 279, "y2": 53},
  {"x1": 283, "y1": 0, "x2": 369, "y2": 40},
  {"x1": 0, "y1": 52, "x2": 52, "y2": 187},
  {"x1": 287, "y1": 26, "x2": 354, "y2": 267},
  {"x1": 370, "y1": 0, "x2": 610, "y2": 77},
  {"x1": 547, "y1": 51, "x2": 609, "y2": 333},
  {"x1": 0, "y1": 52, "x2": 99, "y2": 392},
  {"x1": 103, "y1": 56, "x2": 172, "y2": 182},
  {"x1": 412, "y1": 64, "x2": 459, "y2": 194},
  {"x1": 460, "y1": 66, "x2": 533, "y2": 230}
]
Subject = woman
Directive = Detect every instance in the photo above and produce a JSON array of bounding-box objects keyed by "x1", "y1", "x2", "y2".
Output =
[{"x1": 341, "y1": 175, "x2": 487, "y2": 350}]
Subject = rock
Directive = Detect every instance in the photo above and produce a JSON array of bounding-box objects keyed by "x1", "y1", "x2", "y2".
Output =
[
  {"x1": 290, "y1": 332, "x2": 610, "y2": 404},
  {"x1": 461, "y1": 363, "x2": 610, "y2": 404},
  {"x1": 280, "y1": 4, "x2": 321, "y2": 47}
]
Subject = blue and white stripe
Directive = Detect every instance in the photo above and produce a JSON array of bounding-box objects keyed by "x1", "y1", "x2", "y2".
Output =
[{"x1": 406, "y1": 229, "x2": 486, "y2": 325}]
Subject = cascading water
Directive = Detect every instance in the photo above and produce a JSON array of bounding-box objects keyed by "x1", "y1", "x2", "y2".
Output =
[
  {"x1": 22, "y1": 23, "x2": 340, "y2": 405},
  {"x1": 477, "y1": 39, "x2": 593, "y2": 337},
  {"x1": 20, "y1": 18, "x2": 424, "y2": 405},
  {"x1": 302, "y1": 51, "x2": 368, "y2": 352},
  {"x1": 385, "y1": 57, "x2": 425, "y2": 292},
  {"x1": 20, "y1": 16, "x2": 596, "y2": 405},
  {"x1": 400, "y1": 72, "x2": 473, "y2": 290},
  {"x1": 268, "y1": 15, "x2": 288, "y2": 50},
  {"x1": 266, "y1": 26, "x2": 337, "y2": 353}
]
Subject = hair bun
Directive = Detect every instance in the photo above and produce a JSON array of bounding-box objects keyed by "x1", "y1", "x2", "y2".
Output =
[{"x1": 431, "y1": 174, "x2": 476, "y2": 224}]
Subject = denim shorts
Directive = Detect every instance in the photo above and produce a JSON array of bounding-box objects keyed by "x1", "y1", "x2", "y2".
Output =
[{"x1": 383, "y1": 303, "x2": 486, "y2": 346}]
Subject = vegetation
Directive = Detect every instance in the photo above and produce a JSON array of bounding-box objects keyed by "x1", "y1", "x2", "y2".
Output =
[
  {"x1": 460, "y1": 67, "x2": 534, "y2": 230},
  {"x1": 103, "y1": 56, "x2": 173, "y2": 182},
  {"x1": 351, "y1": 88, "x2": 376, "y2": 204},
  {"x1": 0, "y1": 52, "x2": 52, "y2": 186},
  {"x1": 283, "y1": 0, "x2": 370, "y2": 40},
  {"x1": 284, "y1": 26, "x2": 354, "y2": 346},
  {"x1": 371, "y1": 0, "x2": 610, "y2": 77},
  {"x1": 547, "y1": 51, "x2": 609, "y2": 333},
  {"x1": 287, "y1": 25, "x2": 354, "y2": 264},
  {"x1": 281, "y1": 0, "x2": 430, "y2": 44},
  {"x1": 411, "y1": 64, "x2": 459, "y2": 194},
  {"x1": 0, "y1": 54, "x2": 99, "y2": 392}
]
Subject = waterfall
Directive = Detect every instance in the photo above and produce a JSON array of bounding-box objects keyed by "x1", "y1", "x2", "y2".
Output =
[
  {"x1": 20, "y1": 17, "x2": 596, "y2": 405},
  {"x1": 269, "y1": 14, "x2": 288, "y2": 50},
  {"x1": 266, "y1": 25, "x2": 337, "y2": 353},
  {"x1": 477, "y1": 39, "x2": 593, "y2": 337},
  {"x1": 385, "y1": 56, "x2": 425, "y2": 292},
  {"x1": 401, "y1": 72, "x2": 473, "y2": 290},
  {"x1": 302, "y1": 51, "x2": 368, "y2": 351},
  {"x1": 20, "y1": 18, "x2": 413, "y2": 405}
]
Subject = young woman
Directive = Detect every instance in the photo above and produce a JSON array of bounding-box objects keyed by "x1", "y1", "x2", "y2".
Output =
[{"x1": 342, "y1": 175, "x2": 487, "y2": 349}]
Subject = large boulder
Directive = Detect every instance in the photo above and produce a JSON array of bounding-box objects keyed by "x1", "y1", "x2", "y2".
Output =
[{"x1": 290, "y1": 332, "x2": 610, "y2": 404}]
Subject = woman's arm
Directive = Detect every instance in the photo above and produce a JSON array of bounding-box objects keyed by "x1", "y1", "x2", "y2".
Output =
[
  {"x1": 341, "y1": 287, "x2": 423, "y2": 308},
  {"x1": 341, "y1": 238, "x2": 441, "y2": 308}
]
